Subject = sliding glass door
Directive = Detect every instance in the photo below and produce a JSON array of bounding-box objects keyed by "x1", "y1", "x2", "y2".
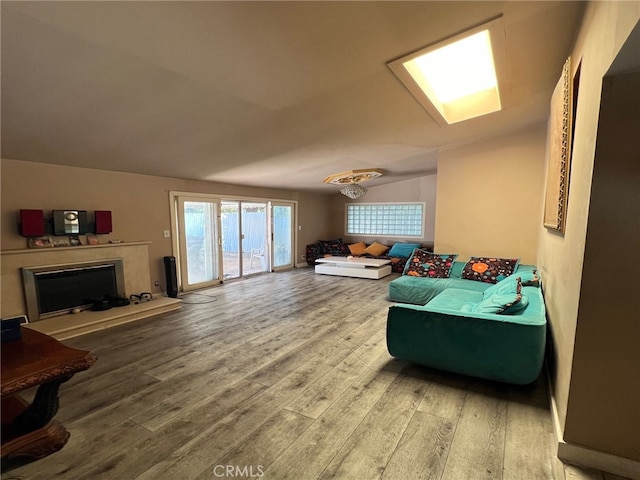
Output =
[
  {"x1": 221, "y1": 201, "x2": 269, "y2": 279},
  {"x1": 242, "y1": 202, "x2": 269, "y2": 276},
  {"x1": 173, "y1": 193, "x2": 296, "y2": 290},
  {"x1": 272, "y1": 202, "x2": 294, "y2": 270},
  {"x1": 176, "y1": 197, "x2": 222, "y2": 291}
]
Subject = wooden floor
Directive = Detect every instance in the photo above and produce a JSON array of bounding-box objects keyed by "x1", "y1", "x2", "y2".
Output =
[{"x1": 0, "y1": 269, "x2": 615, "y2": 480}]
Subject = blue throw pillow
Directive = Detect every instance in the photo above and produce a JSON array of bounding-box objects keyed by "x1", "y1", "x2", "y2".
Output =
[
  {"x1": 472, "y1": 277, "x2": 523, "y2": 314},
  {"x1": 502, "y1": 293, "x2": 529, "y2": 314},
  {"x1": 387, "y1": 242, "x2": 421, "y2": 258},
  {"x1": 483, "y1": 270, "x2": 539, "y2": 297}
]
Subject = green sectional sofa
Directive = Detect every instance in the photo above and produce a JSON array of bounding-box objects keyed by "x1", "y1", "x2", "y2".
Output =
[
  {"x1": 388, "y1": 261, "x2": 538, "y2": 305},
  {"x1": 387, "y1": 263, "x2": 546, "y2": 384}
]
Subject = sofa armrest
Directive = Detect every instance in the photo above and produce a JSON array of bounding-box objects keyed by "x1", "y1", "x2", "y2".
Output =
[
  {"x1": 305, "y1": 243, "x2": 323, "y2": 266},
  {"x1": 387, "y1": 302, "x2": 546, "y2": 384},
  {"x1": 386, "y1": 286, "x2": 547, "y2": 384}
]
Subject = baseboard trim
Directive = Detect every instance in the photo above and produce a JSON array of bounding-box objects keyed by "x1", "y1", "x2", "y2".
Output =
[{"x1": 549, "y1": 392, "x2": 640, "y2": 480}]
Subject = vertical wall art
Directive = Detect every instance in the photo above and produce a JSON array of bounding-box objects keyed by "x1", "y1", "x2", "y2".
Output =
[{"x1": 543, "y1": 57, "x2": 574, "y2": 233}]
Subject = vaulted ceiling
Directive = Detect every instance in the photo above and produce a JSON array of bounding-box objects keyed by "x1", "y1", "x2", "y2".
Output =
[{"x1": 1, "y1": 1, "x2": 585, "y2": 192}]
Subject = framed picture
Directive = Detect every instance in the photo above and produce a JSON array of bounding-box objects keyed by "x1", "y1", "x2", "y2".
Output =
[
  {"x1": 86, "y1": 234, "x2": 99, "y2": 245},
  {"x1": 543, "y1": 56, "x2": 573, "y2": 234},
  {"x1": 28, "y1": 236, "x2": 53, "y2": 248},
  {"x1": 69, "y1": 234, "x2": 82, "y2": 246},
  {"x1": 53, "y1": 237, "x2": 71, "y2": 247}
]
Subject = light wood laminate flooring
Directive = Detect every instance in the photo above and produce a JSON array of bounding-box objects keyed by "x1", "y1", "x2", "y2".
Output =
[{"x1": 0, "y1": 269, "x2": 615, "y2": 480}]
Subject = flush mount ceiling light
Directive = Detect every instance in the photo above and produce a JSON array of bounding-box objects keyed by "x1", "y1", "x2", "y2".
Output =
[
  {"x1": 387, "y1": 16, "x2": 506, "y2": 126},
  {"x1": 323, "y1": 169, "x2": 384, "y2": 199}
]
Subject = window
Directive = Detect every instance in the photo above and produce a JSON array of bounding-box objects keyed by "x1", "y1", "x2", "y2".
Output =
[{"x1": 346, "y1": 203, "x2": 424, "y2": 237}]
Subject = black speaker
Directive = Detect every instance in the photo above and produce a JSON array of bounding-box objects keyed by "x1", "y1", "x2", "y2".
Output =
[{"x1": 163, "y1": 256, "x2": 178, "y2": 298}]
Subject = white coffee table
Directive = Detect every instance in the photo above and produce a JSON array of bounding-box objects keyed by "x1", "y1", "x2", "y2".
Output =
[{"x1": 315, "y1": 256, "x2": 392, "y2": 279}]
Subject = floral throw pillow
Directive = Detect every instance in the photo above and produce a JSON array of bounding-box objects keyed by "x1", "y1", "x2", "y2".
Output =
[
  {"x1": 319, "y1": 238, "x2": 349, "y2": 255},
  {"x1": 403, "y1": 249, "x2": 458, "y2": 278},
  {"x1": 461, "y1": 257, "x2": 520, "y2": 284}
]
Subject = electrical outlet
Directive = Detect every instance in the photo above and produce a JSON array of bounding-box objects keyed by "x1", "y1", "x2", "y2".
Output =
[{"x1": 154, "y1": 280, "x2": 160, "y2": 286}]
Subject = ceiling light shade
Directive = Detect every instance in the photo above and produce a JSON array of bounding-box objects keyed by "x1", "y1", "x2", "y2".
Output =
[{"x1": 340, "y1": 183, "x2": 367, "y2": 199}]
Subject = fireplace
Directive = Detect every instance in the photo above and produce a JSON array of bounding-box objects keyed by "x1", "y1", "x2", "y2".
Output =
[{"x1": 21, "y1": 258, "x2": 125, "y2": 322}]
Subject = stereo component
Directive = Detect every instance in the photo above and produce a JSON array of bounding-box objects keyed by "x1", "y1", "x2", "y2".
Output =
[
  {"x1": 19, "y1": 209, "x2": 45, "y2": 237},
  {"x1": 95, "y1": 210, "x2": 113, "y2": 234}
]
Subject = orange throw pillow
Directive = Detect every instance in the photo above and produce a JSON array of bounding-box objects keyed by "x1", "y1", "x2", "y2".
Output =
[
  {"x1": 365, "y1": 241, "x2": 389, "y2": 256},
  {"x1": 348, "y1": 241, "x2": 367, "y2": 255}
]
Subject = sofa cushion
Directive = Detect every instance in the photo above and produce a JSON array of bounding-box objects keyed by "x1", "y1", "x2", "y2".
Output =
[
  {"x1": 521, "y1": 269, "x2": 540, "y2": 287},
  {"x1": 483, "y1": 269, "x2": 539, "y2": 298},
  {"x1": 472, "y1": 277, "x2": 523, "y2": 314},
  {"x1": 389, "y1": 274, "x2": 489, "y2": 304},
  {"x1": 387, "y1": 257, "x2": 409, "y2": 273},
  {"x1": 319, "y1": 238, "x2": 349, "y2": 255},
  {"x1": 306, "y1": 243, "x2": 323, "y2": 265},
  {"x1": 502, "y1": 294, "x2": 529, "y2": 315},
  {"x1": 426, "y1": 288, "x2": 483, "y2": 312},
  {"x1": 365, "y1": 241, "x2": 389, "y2": 256},
  {"x1": 449, "y1": 261, "x2": 466, "y2": 278},
  {"x1": 404, "y1": 250, "x2": 458, "y2": 278},
  {"x1": 387, "y1": 242, "x2": 421, "y2": 258},
  {"x1": 348, "y1": 241, "x2": 367, "y2": 255},
  {"x1": 389, "y1": 263, "x2": 539, "y2": 305},
  {"x1": 461, "y1": 257, "x2": 520, "y2": 284}
]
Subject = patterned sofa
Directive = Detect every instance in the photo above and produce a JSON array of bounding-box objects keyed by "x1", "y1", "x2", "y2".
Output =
[{"x1": 305, "y1": 238, "x2": 432, "y2": 274}]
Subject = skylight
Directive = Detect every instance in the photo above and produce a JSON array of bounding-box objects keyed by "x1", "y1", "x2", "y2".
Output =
[{"x1": 388, "y1": 20, "x2": 504, "y2": 125}]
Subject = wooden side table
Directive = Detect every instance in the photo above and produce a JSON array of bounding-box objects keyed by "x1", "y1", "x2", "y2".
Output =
[{"x1": 1, "y1": 327, "x2": 97, "y2": 461}]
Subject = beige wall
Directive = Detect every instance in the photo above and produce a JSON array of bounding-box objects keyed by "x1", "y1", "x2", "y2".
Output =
[
  {"x1": 536, "y1": 1, "x2": 640, "y2": 465},
  {"x1": 328, "y1": 173, "x2": 437, "y2": 247},
  {"x1": 1, "y1": 159, "x2": 332, "y2": 294},
  {"x1": 434, "y1": 124, "x2": 547, "y2": 264},
  {"x1": 564, "y1": 70, "x2": 640, "y2": 462}
]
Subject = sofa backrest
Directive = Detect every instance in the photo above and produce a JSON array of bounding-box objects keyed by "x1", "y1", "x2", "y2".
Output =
[{"x1": 448, "y1": 261, "x2": 538, "y2": 281}]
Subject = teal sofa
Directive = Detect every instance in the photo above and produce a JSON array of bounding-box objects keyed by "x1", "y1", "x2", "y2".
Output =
[
  {"x1": 388, "y1": 261, "x2": 538, "y2": 305},
  {"x1": 387, "y1": 272, "x2": 546, "y2": 385}
]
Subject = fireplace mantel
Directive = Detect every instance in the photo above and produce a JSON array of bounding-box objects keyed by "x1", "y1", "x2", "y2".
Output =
[
  {"x1": 1, "y1": 241, "x2": 151, "y2": 256},
  {"x1": 2, "y1": 242, "x2": 154, "y2": 321}
]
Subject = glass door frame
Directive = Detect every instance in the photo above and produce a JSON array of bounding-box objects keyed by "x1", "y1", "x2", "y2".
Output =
[
  {"x1": 170, "y1": 191, "x2": 298, "y2": 288},
  {"x1": 171, "y1": 194, "x2": 223, "y2": 292},
  {"x1": 271, "y1": 201, "x2": 296, "y2": 272},
  {"x1": 221, "y1": 200, "x2": 270, "y2": 280}
]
